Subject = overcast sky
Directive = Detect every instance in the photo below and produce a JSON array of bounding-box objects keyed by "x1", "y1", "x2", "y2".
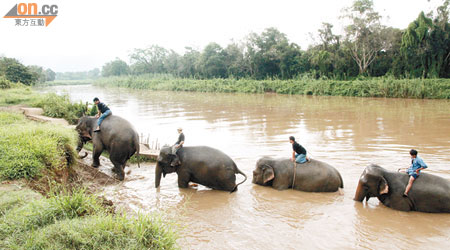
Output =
[{"x1": 0, "y1": 0, "x2": 443, "y2": 72}]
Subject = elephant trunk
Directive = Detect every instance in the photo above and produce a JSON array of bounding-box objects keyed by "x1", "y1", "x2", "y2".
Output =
[
  {"x1": 79, "y1": 152, "x2": 88, "y2": 159},
  {"x1": 354, "y1": 180, "x2": 367, "y2": 202},
  {"x1": 76, "y1": 138, "x2": 84, "y2": 152},
  {"x1": 155, "y1": 162, "x2": 162, "y2": 188}
]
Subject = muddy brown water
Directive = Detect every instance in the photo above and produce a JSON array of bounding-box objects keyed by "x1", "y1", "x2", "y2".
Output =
[{"x1": 40, "y1": 85, "x2": 450, "y2": 249}]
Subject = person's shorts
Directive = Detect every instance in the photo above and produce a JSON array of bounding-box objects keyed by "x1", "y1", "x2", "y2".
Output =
[{"x1": 409, "y1": 173, "x2": 419, "y2": 179}]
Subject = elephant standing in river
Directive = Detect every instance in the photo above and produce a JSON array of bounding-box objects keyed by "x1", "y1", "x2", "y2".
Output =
[
  {"x1": 155, "y1": 146, "x2": 247, "y2": 192},
  {"x1": 354, "y1": 164, "x2": 450, "y2": 213},
  {"x1": 253, "y1": 157, "x2": 343, "y2": 192},
  {"x1": 76, "y1": 115, "x2": 140, "y2": 181}
]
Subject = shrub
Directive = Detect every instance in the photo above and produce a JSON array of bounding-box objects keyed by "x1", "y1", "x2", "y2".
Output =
[
  {"x1": 0, "y1": 112, "x2": 77, "y2": 180},
  {"x1": 0, "y1": 75, "x2": 11, "y2": 89},
  {"x1": 94, "y1": 75, "x2": 450, "y2": 99},
  {"x1": 32, "y1": 93, "x2": 89, "y2": 124},
  {"x1": 0, "y1": 187, "x2": 178, "y2": 250}
]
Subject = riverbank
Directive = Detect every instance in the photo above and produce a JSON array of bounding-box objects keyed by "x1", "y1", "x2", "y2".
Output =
[
  {"x1": 94, "y1": 75, "x2": 450, "y2": 99},
  {"x1": 0, "y1": 85, "x2": 89, "y2": 124},
  {"x1": 0, "y1": 108, "x2": 178, "y2": 249},
  {"x1": 37, "y1": 79, "x2": 93, "y2": 87}
]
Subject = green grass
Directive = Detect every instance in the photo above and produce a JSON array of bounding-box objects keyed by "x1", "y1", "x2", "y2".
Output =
[
  {"x1": 0, "y1": 111, "x2": 178, "y2": 249},
  {"x1": 0, "y1": 112, "x2": 78, "y2": 180},
  {"x1": 0, "y1": 84, "x2": 92, "y2": 124},
  {"x1": 0, "y1": 186, "x2": 178, "y2": 250},
  {"x1": 94, "y1": 75, "x2": 450, "y2": 99}
]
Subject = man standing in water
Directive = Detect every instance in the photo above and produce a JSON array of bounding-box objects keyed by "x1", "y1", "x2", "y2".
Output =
[
  {"x1": 93, "y1": 97, "x2": 111, "y2": 132},
  {"x1": 289, "y1": 136, "x2": 309, "y2": 164},
  {"x1": 171, "y1": 128, "x2": 184, "y2": 166},
  {"x1": 402, "y1": 149, "x2": 427, "y2": 197}
]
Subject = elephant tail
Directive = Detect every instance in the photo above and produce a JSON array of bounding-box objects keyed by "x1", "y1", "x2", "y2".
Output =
[
  {"x1": 338, "y1": 171, "x2": 344, "y2": 188},
  {"x1": 231, "y1": 167, "x2": 247, "y2": 193},
  {"x1": 134, "y1": 134, "x2": 141, "y2": 168}
]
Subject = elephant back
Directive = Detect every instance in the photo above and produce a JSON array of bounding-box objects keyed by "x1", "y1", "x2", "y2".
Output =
[{"x1": 294, "y1": 159, "x2": 343, "y2": 192}]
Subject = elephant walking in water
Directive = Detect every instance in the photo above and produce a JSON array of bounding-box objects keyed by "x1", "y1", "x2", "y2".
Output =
[
  {"x1": 155, "y1": 146, "x2": 247, "y2": 192},
  {"x1": 252, "y1": 157, "x2": 343, "y2": 192},
  {"x1": 75, "y1": 115, "x2": 140, "y2": 181},
  {"x1": 354, "y1": 164, "x2": 450, "y2": 213}
]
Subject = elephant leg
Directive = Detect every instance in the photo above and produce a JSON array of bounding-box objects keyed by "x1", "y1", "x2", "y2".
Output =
[
  {"x1": 92, "y1": 143, "x2": 104, "y2": 168},
  {"x1": 177, "y1": 171, "x2": 190, "y2": 188},
  {"x1": 110, "y1": 159, "x2": 125, "y2": 181},
  {"x1": 109, "y1": 146, "x2": 129, "y2": 181}
]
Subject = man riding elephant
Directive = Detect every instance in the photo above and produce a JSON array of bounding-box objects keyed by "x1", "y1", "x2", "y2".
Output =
[
  {"x1": 93, "y1": 97, "x2": 111, "y2": 132},
  {"x1": 289, "y1": 136, "x2": 310, "y2": 164},
  {"x1": 170, "y1": 128, "x2": 184, "y2": 167}
]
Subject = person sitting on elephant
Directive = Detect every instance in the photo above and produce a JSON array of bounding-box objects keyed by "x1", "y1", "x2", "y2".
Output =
[
  {"x1": 170, "y1": 127, "x2": 184, "y2": 166},
  {"x1": 402, "y1": 149, "x2": 428, "y2": 197},
  {"x1": 289, "y1": 136, "x2": 309, "y2": 164},
  {"x1": 93, "y1": 97, "x2": 112, "y2": 132}
]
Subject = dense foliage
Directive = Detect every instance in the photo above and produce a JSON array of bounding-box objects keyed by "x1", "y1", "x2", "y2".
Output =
[
  {"x1": 0, "y1": 85, "x2": 92, "y2": 124},
  {"x1": 101, "y1": 0, "x2": 449, "y2": 80},
  {"x1": 95, "y1": 75, "x2": 450, "y2": 99},
  {"x1": 0, "y1": 111, "x2": 178, "y2": 249},
  {"x1": 0, "y1": 112, "x2": 77, "y2": 180},
  {"x1": 0, "y1": 186, "x2": 178, "y2": 250}
]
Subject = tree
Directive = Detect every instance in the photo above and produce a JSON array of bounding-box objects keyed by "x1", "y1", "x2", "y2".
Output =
[
  {"x1": 165, "y1": 50, "x2": 181, "y2": 76},
  {"x1": 224, "y1": 42, "x2": 249, "y2": 78},
  {"x1": 199, "y1": 42, "x2": 227, "y2": 78},
  {"x1": 45, "y1": 68, "x2": 56, "y2": 81},
  {"x1": 178, "y1": 47, "x2": 201, "y2": 78},
  {"x1": 87, "y1": 68, "x2": 100, "y2": 79},
  {"x1": 101, "y1": 58, "x2": 129, "y2": 77},
  {"x1": 0, "y1": 57, "x2": 36, "y2": 85},
  {"x1": 129, "y1": 45, "x2": 169, "y2": 74},
  {"x1": 342, "y1": 0, "x2": 383, "y2": 75},
  {"x1": 28, "y1": 65, "x2": 47, "y2": 83},
  {"x1": 245, "y1": 27, "x2": 300, "y2": 79}
]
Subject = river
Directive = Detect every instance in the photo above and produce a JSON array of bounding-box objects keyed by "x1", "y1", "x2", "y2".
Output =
[{"x1": 40, "y1": 85, "x2": 450, "y2": 249}]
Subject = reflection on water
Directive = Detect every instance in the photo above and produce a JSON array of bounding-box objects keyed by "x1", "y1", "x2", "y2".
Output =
[{"x1": 40, "y1": 85, "x2": 450, "y2": 249}]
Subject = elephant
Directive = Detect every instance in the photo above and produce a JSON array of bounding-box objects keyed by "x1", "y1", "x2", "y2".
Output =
[
  {"x1": 155, "y1": 146, "x2": 247, "y2": 192},
  {"x1": 252, "y1": 157, "x2": 343, "y2": 192},
  {"x1": 354, "y1": 164, "x2": 450, "y2": 213},
  {"x1": 75, "y1": 115, "x2": 140, "y2": 181}
]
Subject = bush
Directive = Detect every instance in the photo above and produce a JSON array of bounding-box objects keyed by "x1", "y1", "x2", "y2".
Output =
[
  {"x1": 0, "y1": 112, "x2": 78, "y2": 180},
  {"x1": 0, "y1": 187, "x2": 178, "y2": 250},
  {"x1": 32, "y1": 93, "x2": 89, "y2": 124},
  {"x1": 0, "y1": 75, "x2": 11, "y2": 89},
  {"x1": 94, "y1": 75, "x2": 450, "y2": 99}
]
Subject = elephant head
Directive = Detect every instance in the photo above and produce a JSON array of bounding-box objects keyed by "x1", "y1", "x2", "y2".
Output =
[
  {"x1": 354, "y1": 165, "x2": 389, "y2": 202},
  {"x1": 75, "y1": 116, "x2": 94, "y2": 158},
  {"x1": 252, "y1": 157, "x2": 275, "y2": 186},
  {"x1": 155, "y1": 146, "x2": 177, "y2": 188}
]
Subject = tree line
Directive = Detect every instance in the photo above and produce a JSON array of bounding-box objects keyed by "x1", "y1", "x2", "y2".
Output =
[
  {"x1": 0, "y1": 57, "x2": 56, "y2": 85},
  {"x1": 102, "y1": 0, "x2": 450, "y2": 80}
]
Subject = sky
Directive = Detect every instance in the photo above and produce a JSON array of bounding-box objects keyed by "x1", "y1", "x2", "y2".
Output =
[{"x1": 0, "y1": 0, "x2": 444, "y2": 72}]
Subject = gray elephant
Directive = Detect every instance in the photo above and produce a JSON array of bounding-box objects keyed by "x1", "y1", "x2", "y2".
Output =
[
  {"x1": 155, "y1": 146, "x2": 247, "y2": 192},
  {"x1": 354, "y1": 164, "x2": 450, "y2": 213},
  {"x1": 253, "y1": 157, "x2": 343, "y2": 192},
  {"x1": 76, "y1": 115, "x2": 140, "y2": 180}
]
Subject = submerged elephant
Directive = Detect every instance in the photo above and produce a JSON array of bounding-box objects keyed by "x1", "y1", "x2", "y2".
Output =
[
  {"x1": 253, "y1": 157, "x2": 343, "y2": 192},
  {"x1": 155, "y1": 146, "x2": 247, "y2": 192},
  {"x1": 76, "y1": 115, "x2": 140, "y2": 180},
  {"x1": 354, "y1": 164, "x2": 450, "y2": 213}
]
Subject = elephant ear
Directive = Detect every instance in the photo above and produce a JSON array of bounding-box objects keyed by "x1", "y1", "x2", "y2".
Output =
[
  {"x1": 378, "y1": 175, "x2": 389, "y2": 195},
  {"x1": 262, "y1": 165, "x2": 275, "y2": 184}
]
